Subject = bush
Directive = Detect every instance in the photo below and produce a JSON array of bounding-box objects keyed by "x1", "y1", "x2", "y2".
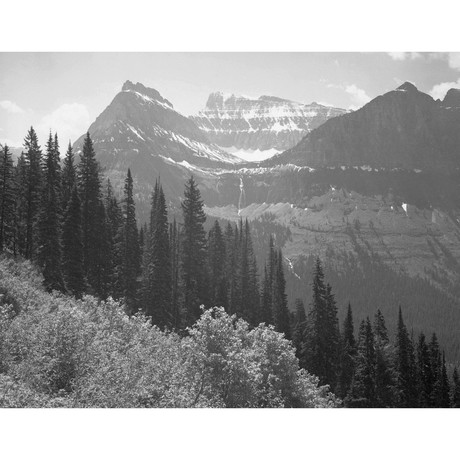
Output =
[{"x1": 0, "y1": 257, "x2": 338, "y2": 408}]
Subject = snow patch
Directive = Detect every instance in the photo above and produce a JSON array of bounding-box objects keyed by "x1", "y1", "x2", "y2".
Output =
[{"x1": 221, "y1": 146, "x2": 282, "y2": 162}]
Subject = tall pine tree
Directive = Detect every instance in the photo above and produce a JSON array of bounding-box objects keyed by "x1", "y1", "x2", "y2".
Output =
[
  {"x1": 337, "y1": 303, "x2": 356, "y2": 399},
  {"x1": 394, "y1": 307, "x2": 418, "y2": 407},
  {"x1": 143, "y1": 179, "x2": 171, "y2": 325},
  {"x1": 62, "y1": 186, "x2": 85, "y2": 298},
  {"x1": 37, "y1": 133, "x2": 64, "y2": 292},
  {"x1": 0, "y1": 145, "x2": 16, "y2": 252},
  {"x1": 78, "y1": 132, "x2": 104, "y2": 295},
  {"x1": 23, "y1": 127, "x2": 42, "y2": 259},
  {"x1": 180, "y1": 176, "x2": 208, "y2": 326},
  {"x1": 303, "y1": 257, "x2": 340, "y2": 389}
]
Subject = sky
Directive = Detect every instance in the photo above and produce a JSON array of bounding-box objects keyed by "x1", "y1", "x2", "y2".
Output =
[{"x1": 1, "y1": 52, "x2": 460, "y2": 148}]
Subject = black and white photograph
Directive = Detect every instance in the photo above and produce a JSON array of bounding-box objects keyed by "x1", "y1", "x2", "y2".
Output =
[{"x1": 1, "y1": 1, "x2": 459, "y2": 458}]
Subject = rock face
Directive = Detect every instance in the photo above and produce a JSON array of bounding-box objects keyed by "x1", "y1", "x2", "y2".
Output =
[
  {"x1": 190, "y1": 92, "x2": 347, "y2": 161},
  {"x1": 73, "y1": 81, "x2": 242, "y2": 219},
  {"x1": 269, "y1": 82, "x2": 460, "y2": 172}
]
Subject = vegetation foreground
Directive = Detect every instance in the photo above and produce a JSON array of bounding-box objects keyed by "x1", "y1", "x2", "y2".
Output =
[{"x1": 0, "y1": 257, "x2": 336, "y2": 408}]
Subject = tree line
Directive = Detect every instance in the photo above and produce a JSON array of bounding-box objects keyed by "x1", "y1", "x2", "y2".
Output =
[
  {"x1": 0, "y1": 129, "x2": 290, "y2": 334},
  {"x1": 291, "y1": 258, "x2": 460, "y2": 408}
]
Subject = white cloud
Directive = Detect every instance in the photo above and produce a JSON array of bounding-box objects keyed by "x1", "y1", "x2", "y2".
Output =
[
  {"x1": 345, "y1": 84, "x2": 371, "y2": 108},
  {"x1": 387, "y1": 52, "x2": 423, "y2": 61},
  {"x1": 0, "y1": 100, "x2": 25, "y2": 114},
  {"x1": 429, "y1": 78, "x2": 460, "y2": 101},
  {"x1": 37, "y1": 103, "x2": 91, "y2": 145}
]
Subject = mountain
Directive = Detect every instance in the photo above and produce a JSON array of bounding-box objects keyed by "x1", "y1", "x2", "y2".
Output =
[
  {"x1": 73, "y1": 81, "x2": 242, "y2": 217},
  {"x1": 190, "y1": 92, "x2": 347, "y2": 161},
  {"x1": 267, "y1": 82, "x2": 460, "y2": 171},
  {"x1": 73, "y1": 81, "x2": 460, "y2": 361}
]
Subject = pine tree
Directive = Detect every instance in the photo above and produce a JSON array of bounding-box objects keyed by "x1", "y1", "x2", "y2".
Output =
[
  {"x1": 14, "y1": 152, "x2": 28, "y2": 256},
  {"x1": 169, "y1": 218, "x2": 181, "y2": 329},
  {"x1": 62, "y1": 186, "x2": 85, "y2": 298},
  {"x1": 416, "y1": 332, "x2": 433, "y2": 407},
  {"x1": 429, "y1": 333, "x2": 442, "y2": 407},
  {"x1": 373, "y1": 309, "x2": 396, "y2": 407},
  {"x1": 207, "y1": 220, "x2": 227, "y2": 309},
  {"x1": 451, "y1": 367, "x2": 460, "y2": 408},
  {"x1": 346, "y1": 318, "x2": 376, "y2": 407},
  {"x1": 394, "y1": 307, "x2": 418, "y2": 407},
  {"x1": 272, "y1": 248, "x2": 291, "y2": 339},
  {"x1": 61, "y1": 141, "x2": 76, "y2": 210},
  {"x1": 260, "y1": 235, "x2": 275, "y2": 325},
  {"x1": 142, "y1": 180, "x2": 171, "y2": 325},
  {"x1": 0, "y1": 144, "x2": 16, "y2": 252},
  {"x1": 337, "y1": 303, "x2": 356, "y2": 399},
  {"x1": 303, "y1": 257, "x2": 340, "y2": 388},
  {"x1": 37, "y1": 133, "x2": 64, "y2": 292},
  {"x1": 23, "y1": 127, "x2": 42, "y2": 259},
  {"x1": 438, "y1": 352, "x2": 451, "y2": 408},
  {"x1": 119, "y1": 169, "x2": 140, "y2": 313},
  {"x1": 92, "y1": 201, "x2": 113, "y2": 299},
  {"x1": 78, "y1": 132, "x2": 103, "y2": 294},
  {"x1": 244, "y1": 220, "x2": 260, "y2": 325},
  {"x1": 180, "y1": 176, "x2": 208, "y2": 326},
  {"x1": 292, "y1": 299, "x2": 307, "y2": 361},
  {"x1": 104, "y1": 179, "x2": 123, "y2": 297}
]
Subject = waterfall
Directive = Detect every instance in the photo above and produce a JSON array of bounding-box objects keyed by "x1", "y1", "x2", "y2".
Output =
[{"x1": 238, "y1": 177, "x2": 246, "y2": 216}]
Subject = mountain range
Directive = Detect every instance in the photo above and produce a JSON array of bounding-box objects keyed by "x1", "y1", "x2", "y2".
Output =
[
  {"x1": 71, "y1": 80, "x2": 460, "y2": 361},
  {"x1": 190, "y1": 92, "x2": 347, "y2": 161}
]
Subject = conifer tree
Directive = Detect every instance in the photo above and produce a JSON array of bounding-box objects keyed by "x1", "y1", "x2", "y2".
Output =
[
  {"x1": 292, "y1": 298, "x2": 307, "y2": 361},
  {"x1": 273, "y1": 248, "x2": 291, "y2": 339},
  {"x1": 92, "y1": 201, "x2": 112, "y2": 299},
  {"x1": 337, "y1": 303, "x2": 356, "y2": 399},
  {"x1": 416, "y1": 332, "x2": 433, "y2": 407},
  {"x1": 104, "y1": 179, "x2": 123, "y2": 297},
  {"x1": 37, "y1": 133, "x2": 64, "y2": 292},
  {"x1": 0, "y1": 145, "x2": 16, "y2": 252},
  {"x1": 169, "y1": 218, "x2": 181, "y2": 329},
  {"x1": 451, "y1": 367, "x2": 460, "y2": 408},
  {"x1": 260, "y1": 235, "x2": 275, "y2": 325},
  {"x1": 78, "y1": 132, "x2": 103, "y2": 293},
  {"x1": 303, "y1": 257, "x2": 340, "y2": 388},
  {"x1": 373, "y1": 309, "x2": 396, "y2": 407},
  {"x1": 180, "y1": 176, "x2": 208, "y2": 326},
  {"x1": 244, "y1": 220, "x2": 260, "y2": 325},
  {"x1": 347, "y1": 318, "x2": 376, "y2": 407},
  {"x1": 23, "y1": 127, "x2": 42, "y2": 259},
  {"x1": 394, "y1": 307, "x2": 418, "y2": 407},
  {"x1": 438, "y1": 353, "x2": 451, "y2": 408},
  {"x1": 207, "y1": 220, "x2": 227, "y2": 309},
  {"x1": 61, "y1": 141, "x2": 76, "y2": 211},
  {"x1": 14, "y1": 152, "x2": 28, "y2": 256},
  {"x1": 143, "y1": 180, "x2": 170, "y2": 325},
  {"x1": 62, "y1": 186, "x2": 85, "y2": 298},
  {"x1": 120, "y1": 169, "x2": 140, "y2": 314}
]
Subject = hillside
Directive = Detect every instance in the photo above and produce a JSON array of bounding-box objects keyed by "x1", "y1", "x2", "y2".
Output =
[{"x1": 0, "y1": 256, "x2": 335, "y2": 408}]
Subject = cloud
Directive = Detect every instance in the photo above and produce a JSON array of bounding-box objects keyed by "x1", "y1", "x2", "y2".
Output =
[
  {"x1": 429, "y1": 78, "x2": 460, "y2": 101},
  {"x1": 0, "y1": 100, "x2": 25, "y2": 114},
  {"x1": 387, "y1": 52, "x2": 423, "y2": 61},
  {"x1": 345, "y1": 84, "x2": 371, "y2": 108},
  {"x1": 388, "y1": 52, "x2": 460, "y2": 72},
  {"x1": 37, "y1": 103, "x2": 91, "y2": 145}
]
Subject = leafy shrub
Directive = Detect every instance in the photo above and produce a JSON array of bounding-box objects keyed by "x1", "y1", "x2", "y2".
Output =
[{"x1": 0, "y1": 257, "x2": 337, "y2": 408}]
